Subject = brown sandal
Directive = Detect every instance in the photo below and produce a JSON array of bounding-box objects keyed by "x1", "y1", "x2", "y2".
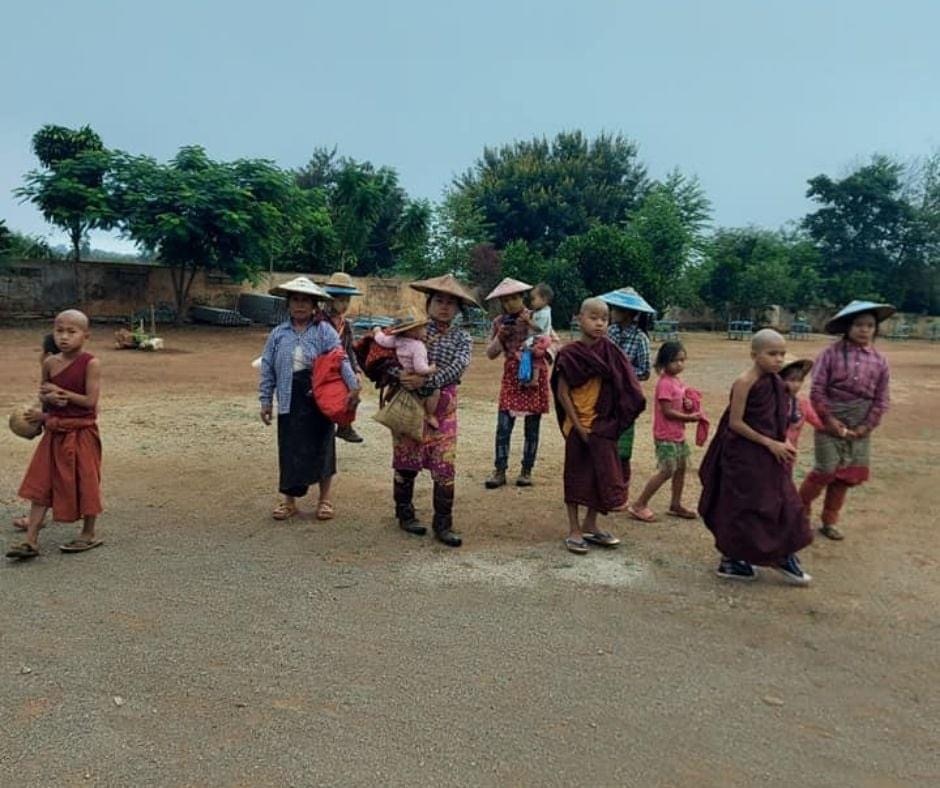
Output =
[
  {"x1": 5, "y1": 542, "x2": 39, "y2": 560},
  {"x1": 272, "y1": 502, "x2": 297, "y2": 521},
  {"x1": 667, "y1": 506, "x2": 698, "y2": 520},
  {"x1": 315, "y1": 500, "x2": 335, "y2": 521}
]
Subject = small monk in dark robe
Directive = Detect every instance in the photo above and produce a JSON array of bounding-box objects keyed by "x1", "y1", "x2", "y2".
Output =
[
  {"x1": 698, "y1": 329, "x2": 813, "y2": 584},
  {"x1": 7, "y1": 309, "x2": 104, "y2": 560},
  {"x1": 551, "y1": 298, "x2": 646, "y2": 554}
]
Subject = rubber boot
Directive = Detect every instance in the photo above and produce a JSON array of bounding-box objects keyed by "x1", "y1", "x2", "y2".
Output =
[
  {"x1": 484, "y1": 469, "x2": 507, "y2": 489},
  {"x1": 432, "y1": 481, "x2": 461, "y2": 547},
  {"x1": 394, "y1": 470, "x2": 426, "y2": 535}
]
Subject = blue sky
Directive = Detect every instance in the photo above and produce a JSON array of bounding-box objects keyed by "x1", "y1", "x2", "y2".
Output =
[{"x1": 2, "y1": 0, "x2": 938, "y2": 252}]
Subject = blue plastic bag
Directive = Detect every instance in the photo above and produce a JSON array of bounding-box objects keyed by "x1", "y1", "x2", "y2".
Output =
[{"x1": 517, "y1": 348, "x2": 534, "y2": 384}]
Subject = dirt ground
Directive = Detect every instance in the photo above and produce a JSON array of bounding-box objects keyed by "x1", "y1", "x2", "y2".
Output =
[{"x1": 1, "y1": 325, "x2": 938, "y2": 787}]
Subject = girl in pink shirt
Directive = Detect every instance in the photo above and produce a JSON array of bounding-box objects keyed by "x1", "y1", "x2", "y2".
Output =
[
  {"x1": 373, "y1": 319, "x2": 441, "y2": 429},
  {"x1": 628, "y1": 341, "x2": 703, "y2": 522}
]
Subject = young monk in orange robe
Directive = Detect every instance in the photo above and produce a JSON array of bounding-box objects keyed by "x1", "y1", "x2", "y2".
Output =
[{"x1": 7, "y1": 310, "x2": 104, "y2": 560}]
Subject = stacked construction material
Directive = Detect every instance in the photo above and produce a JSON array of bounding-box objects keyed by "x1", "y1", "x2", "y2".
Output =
[
  {"x1": 190, "y1": 305, "x2": 252, "y2": 326},
  {"x1": 237, "y1": 293, "x2": 288, "y2": 326}
]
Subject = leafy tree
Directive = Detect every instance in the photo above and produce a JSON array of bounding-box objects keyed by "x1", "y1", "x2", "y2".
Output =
[
  {"x1": 466, "y1": 243, "x2": 503, "y2": 306},
  {"x1": 657, "y1": 169, "x2": 712, "y2": 247},
  {"x1": 803, "y1": 155, "x2": 918, "y2": 308},
  {"x1": 16, "y1": 125, "x2": 113, "y2": 262},
  {"x1": 0, "y1": 219, "x2": 57, "y2": 262},
  {"x1": 452, "y1": 131, "x2": 649, "y2": 257},
  {"x1": 294, "y1": 148, "x2": 430, "y2": 273},
  {"x1": 696, "y1": 228, "x2": 820, "y2": 321},
  {"x1": 112, "y1": 146, "x2": 306, "y2": 321}
]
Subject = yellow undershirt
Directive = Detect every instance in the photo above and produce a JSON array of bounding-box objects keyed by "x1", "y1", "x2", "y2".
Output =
[{"x1": 562, "y1": 376, "x2": 601, "y2": 437}]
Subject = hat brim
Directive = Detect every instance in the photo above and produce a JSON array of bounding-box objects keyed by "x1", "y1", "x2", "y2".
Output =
[
  {"x1": 824, "y1": 304, "x2": 896, "y2": 334},
  {"x1": 268, "y1": 286, "x2": 330, "y2": 299},
  {"x1": 599, "y1": 291, "x2": 656, "y2": 315},
  {"x1": 780, "y1": 358, "x2": 814, "y2": 378},
  {"x1": 410, "y1": 281, "x2": 480, "y2": 308},
  {"x1": 387, "y1": 319, "x2": 429, "y2": 335},
  {"x1": 323, "y1": 286, "x2": 363, "y2": 297}
]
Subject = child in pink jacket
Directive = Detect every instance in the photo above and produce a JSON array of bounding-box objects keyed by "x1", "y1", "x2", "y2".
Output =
[{"x1": 373, "y1": 316, "x2": 441, "y2": 429}]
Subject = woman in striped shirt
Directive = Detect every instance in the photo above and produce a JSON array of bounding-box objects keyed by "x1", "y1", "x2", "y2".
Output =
[
  {"x1": 392, "y1": 275, "x2": 476, "y2": 547},
  {"x1": 799, "y1": 301, "x2": 893, "y2": 541}
]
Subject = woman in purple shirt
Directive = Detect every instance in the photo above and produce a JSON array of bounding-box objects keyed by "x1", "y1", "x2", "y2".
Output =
[{"x1": 799, "y1": 300, "x2": 893, "y2": 541}]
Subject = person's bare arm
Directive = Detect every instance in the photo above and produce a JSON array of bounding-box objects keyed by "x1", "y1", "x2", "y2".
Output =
[
  {"x1": 38, "y1": 358, "x2": 68, "y2": 407},
  {"x1": 728, "y1": 375, "x2": 794, "y2": 463},
  {"x1": 660, "y1": 402, "x2": 701, "y2": 422}
]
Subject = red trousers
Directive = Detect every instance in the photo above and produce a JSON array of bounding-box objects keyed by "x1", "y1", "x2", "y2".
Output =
[{"x1": 799, "y1": 476, "x2": 850, "y2": 526}]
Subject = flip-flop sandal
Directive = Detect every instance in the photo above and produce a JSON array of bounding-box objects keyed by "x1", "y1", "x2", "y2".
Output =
[
  {"x1": 583, "y1": 531, "x2": 621, "y2": 548},
  {"x1": 667, "y1": 507, "x2": 698, "y2": 520},
  {"x1": 272, "y1": 503, "x2": 297, "y2": 521},
  {"x1": 13, "y1": 516, "x2": 28, "y2": 531},
  {"x1": 564, "y1": 537, "x2": 589, "y2": 555},
  {"x1": 60, "y1": 538, "x2": 104, "y2": 553},
  {"x1": 315, "y1": 500, "x2": 335, "y2": 521},
  {"x1": 626, "y1": 504, "x2": 657, "y2": 523},
  {"x1": 5, "y1": 542, "x2": 39, "y2": 560}
]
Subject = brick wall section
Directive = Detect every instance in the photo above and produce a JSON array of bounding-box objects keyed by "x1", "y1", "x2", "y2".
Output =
[{"x1": 0, "y1": 260, "x2": 427, "y2": 322}]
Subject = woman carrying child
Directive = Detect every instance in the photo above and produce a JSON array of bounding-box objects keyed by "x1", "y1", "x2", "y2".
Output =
[
  {"x1": 258, "y1": 277, "x2": 361, "y2": 522},
  {"x1": 627, "y1": 341, "x2": 703, "y2": 522},
  {"x1": 391, "y1": 274, "x2": 476, "y2": 547},
  {"x1": 483, "y1": 278, "x2": 554, "y2": 489},
  {"x1": 799, "y1": 301, "x2": 893, "y2": 541},
  {"x1": 599, "y1": 287, "x2": 655, "y2": 503}
]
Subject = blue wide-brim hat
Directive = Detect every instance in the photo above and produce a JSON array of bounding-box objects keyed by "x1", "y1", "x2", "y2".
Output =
[
  {"x1": 598, "y1": 287, "x2": 656, "y2": 315},
  {"x1": 322, "y1": 271, "x2": 363, "y2": 297},
  {"x1": 824, "y1": 300, "x2": 896, "y2": 334}
]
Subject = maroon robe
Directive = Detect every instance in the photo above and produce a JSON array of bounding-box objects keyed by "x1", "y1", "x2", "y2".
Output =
[
  {"x1": 551, "y1": 337, "x2": 646, "y2": 513},
  {"x1": 18, "y1": 352, "x2": 102, "y2": 522},
  {"x1": 698, "y1": 373, "x2": 811, "y2": 565}
]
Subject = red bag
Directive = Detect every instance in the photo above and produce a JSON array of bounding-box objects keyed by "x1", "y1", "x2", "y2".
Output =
[
  {"x1": 312, "y1": 348, "x2": 356, "y2": 427},
  {"x1": 354, "y1": 334, "x2": 399, "y2": 387}
]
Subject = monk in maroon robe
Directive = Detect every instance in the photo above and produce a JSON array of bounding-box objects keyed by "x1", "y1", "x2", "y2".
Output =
[
  {"x1": 8, "y1": 310, "x2": 103, "y2": 560},
  {"x1": 698, "y1": 329, "x2": 812, "y2": 583},
  {"x1": 551, "y1": 299, "x2": 645, "y2": 552}
]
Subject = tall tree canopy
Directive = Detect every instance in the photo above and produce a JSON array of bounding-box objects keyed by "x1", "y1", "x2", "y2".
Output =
[
  {"x1": 16, "y1": 125, "x2": 113, "y2": 262},
  {"x1": 294, "y1": 147, "x2": 430, "y2": 274},
  {"x1": 451, "y1": 131, "x2": 649, "y2": 257},
  {"x1": 802, "y1": 154, "x2": 938, "y2": 311},
  {"x1": 111, "y1": 146, "x2": 312, "y2": 320}
]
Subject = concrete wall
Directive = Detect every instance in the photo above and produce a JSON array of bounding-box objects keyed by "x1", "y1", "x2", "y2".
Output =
[{"x1": 0, "y1": 259, "x2": 427, "y2": 322}]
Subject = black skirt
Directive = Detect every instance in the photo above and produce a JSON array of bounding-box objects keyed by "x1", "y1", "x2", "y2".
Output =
[{"x1": 277, "y1": 369, "x2": 336, "y2": 497}]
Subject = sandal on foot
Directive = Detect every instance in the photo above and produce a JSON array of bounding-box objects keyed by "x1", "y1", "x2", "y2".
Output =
[
  {"x1": 316, "y1": 500, "x2": 335, "y2": 521},
  {"x1": 6, "y1": 542, "x2": 39, "y2": 560},
  {"x1": 626, "y1": 504, "x2": 657, "y2": 523},
  {"x1": 820, "y1": 523, "x2": 844, "y2": 541},
  {"x1": 13, "y1": 516, "x2": 28, "y2": 531},
  {"x1": 565, "y1": 537, "x2": 589, "y2": 555},
  {"x1": 583, "y1": 530, "x2": 621, "y2": 548},
  {"x1": 60, "y1": 538, "x2": 103, "y2": 553},
  {"x1": 272, "y1": 502, "x2": 297, "y2": 521},
  {"x1": 667, "y1": 506, "x2": 698, "y2": 520}
]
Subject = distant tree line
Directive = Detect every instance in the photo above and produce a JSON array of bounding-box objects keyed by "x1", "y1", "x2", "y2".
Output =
[{"x1": 7, "y1": 125, "x2": 939, "y2": 320}]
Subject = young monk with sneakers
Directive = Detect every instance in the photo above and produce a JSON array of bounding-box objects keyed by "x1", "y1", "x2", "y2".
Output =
[{"x1": 698, "y1": 329, "x2": 813, "y2": 585}]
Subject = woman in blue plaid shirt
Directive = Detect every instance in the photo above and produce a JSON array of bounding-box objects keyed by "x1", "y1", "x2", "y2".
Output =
[
  {"x1": 601, "y1": 288, "x2": 655, "y2": 503},
  {"x1": 258, "y1": 277, "x2": 360, "y2": 522}
]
